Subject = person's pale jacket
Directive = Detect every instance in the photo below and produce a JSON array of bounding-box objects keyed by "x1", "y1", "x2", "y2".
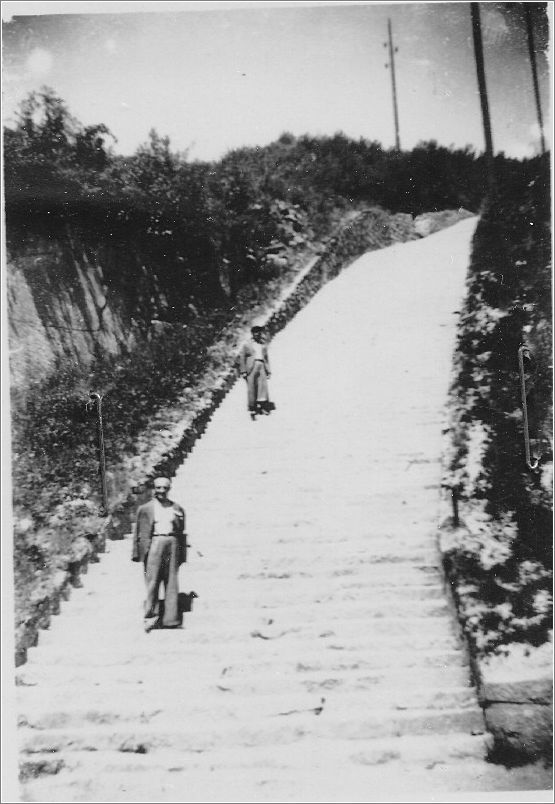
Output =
[
  {"x1": 239, "y1": 340, "x2": 271, "y2": 375},
  {"x1": 132, "y1": 499, "x2": 186, "y2": 564}
]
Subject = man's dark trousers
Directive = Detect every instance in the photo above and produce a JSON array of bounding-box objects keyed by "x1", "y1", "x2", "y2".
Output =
[{"x1": 144, "y1": 535, "x2": 181, "y2": 628}]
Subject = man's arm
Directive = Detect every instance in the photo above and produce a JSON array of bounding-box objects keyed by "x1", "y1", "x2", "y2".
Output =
[
  {"x1": 131, "y1": 506, "x2": 144, "y2": 561},
  {"x1": 173, "y1": 504, "x2": 185, "y2": 535},
  {"x1": 173, "y1": 505, "x2": 188, "y2": 565},
  {"x1": 238, "y1": 344, "x2": 245, "y2": 374},
  {"x1": 239, "y1": 342, "x2": 252, "y2": 376}
]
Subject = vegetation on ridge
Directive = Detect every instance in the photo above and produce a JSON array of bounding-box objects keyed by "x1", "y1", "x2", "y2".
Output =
[{"x1": 443, "y1": 153, "x2": 552, "y2": 655}]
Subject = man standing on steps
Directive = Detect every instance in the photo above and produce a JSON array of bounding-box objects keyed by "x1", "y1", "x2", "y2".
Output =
[
  {"x1": 132, "y1": 476, "x2": 187, "y2": 632},
  {"x1": 239, "y1": 324, "x2": 272, "y2": 420}
]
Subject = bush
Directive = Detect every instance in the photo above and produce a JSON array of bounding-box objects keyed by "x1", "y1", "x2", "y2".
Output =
[{"x1": 444, "y1": 153, "x2": 552, "y2": 655}]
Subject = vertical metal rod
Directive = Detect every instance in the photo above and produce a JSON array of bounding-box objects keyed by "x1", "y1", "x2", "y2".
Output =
[
  {"x1": 451, "y1": 486, "x2": 460, "y2": 528},
  {"x1": 517, "y1": 346, "x2": 539, "y2": 471},
  {"x1": 470, "y1": 3, "x2": 495, "y2": 188},
  {"x1": 89, "y1": 392, "x2": 108, "y2": 513},
  {"x1": 387, "y1": 18, "x2": 401, "y2": 151},
  {"x1": 525, "y1": 6, "x2": 546, "y2": 156}
]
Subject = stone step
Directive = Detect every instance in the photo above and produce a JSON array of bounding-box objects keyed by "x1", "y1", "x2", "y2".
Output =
[
  {"x1": 17, "y1": 647, "x2": 470, "y2": 688},
  {"x1": 62, "y1": 753, "x2": 555, "y2": 800},
  {"x1": 41, "y1": 585, "x2": 452, "y2": 641},
  {"x1": 197, "y1": 544, "x2": 443, "y2": 563},
  {"x1": 38, "y1": 597, "x2": 453, "y2": 643},
  {"x1": 21, "y1": 706, "x2": 486, "y2": 755},
  {"x1": 24, "y1": 627, "x2": 463, "y2": 668},
  {"x1": 41, "y1": 600, "x2": 453, "y2": 644},
  {"x1": 59, "y1": 559, "x2": 448, "y2": 592},
  {"x1": 22, "y1": 757, "x2": 552, "y2": 804},
  {"x1": 43, "y1": 582, "x2": 453, "y2": 630},
  {"x1": 56, "y1": 558, "x2": 445, "y2": 582},
  {"x1": 54, "y1": 572, "x2": 449, "y2": 602},
  {"x1": 191, "y1": 539, "x2": 442, "y2": 555},
  {"x1": 86, "y1": 532, "x2": 442, "y2": 554},
  {"x1": 23, "y1": 631, "x2": 466, "y2": 669},
  {"x1": 18, "y1": 686, "x2": 480, "y2": 730},
  {"x1": 202, "y1": 584, "x2": 451, "y2": 608},
  {"x1": 190, "y1": 513, "x2": 441, "y2": 532},
  {"x1": 47, "y1": 611, "x2": 459, "y2": 640},
  {"x1": 204, "y1": 566, "x2": 446, "y2": 586},
  {"x1": 18, "y1": 663, "x2": 473, "y2": 704},
  {"x1": 20, "y1": 731, "x2": 492, "y2": 781}
]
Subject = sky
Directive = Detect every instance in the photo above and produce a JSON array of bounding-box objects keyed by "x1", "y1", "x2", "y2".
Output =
[{"x1": 1, "y1": 1, "x2": 552, "y2": 162}]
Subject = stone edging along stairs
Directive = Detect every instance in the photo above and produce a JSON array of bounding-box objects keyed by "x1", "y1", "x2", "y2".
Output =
[{"x1": 14, "y1": 207, "x2": 420, "y2": 668}]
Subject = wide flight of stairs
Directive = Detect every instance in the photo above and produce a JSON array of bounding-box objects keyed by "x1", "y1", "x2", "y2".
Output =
[{"x1": 13, "y1": 220, "x2": 551, "y2": 800}]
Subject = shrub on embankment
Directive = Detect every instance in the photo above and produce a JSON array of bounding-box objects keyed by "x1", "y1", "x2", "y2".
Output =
[
  {"x1": 442, "y1": 152, "x2": 552, "y2": 658},
  {"x1": 438, "y1": 154, "x2": 552, "y2": 766}
]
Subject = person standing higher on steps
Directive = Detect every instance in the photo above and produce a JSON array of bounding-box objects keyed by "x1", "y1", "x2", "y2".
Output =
[
  {"x1": 240, "y1": 325, "x2": 272, "y2": 420},
  {"x1": 132, "y1": 476, "x2": 187, "y2": 632}
]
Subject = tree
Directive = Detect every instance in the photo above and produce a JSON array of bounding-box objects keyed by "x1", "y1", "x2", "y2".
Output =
[{"x1": 3, "y1": 87, "x2": 115, "y2": 207}]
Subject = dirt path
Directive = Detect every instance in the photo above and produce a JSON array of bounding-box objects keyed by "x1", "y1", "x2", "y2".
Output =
[{"x1": 14, "y1": 219, "x2": 551, "y2": 801}]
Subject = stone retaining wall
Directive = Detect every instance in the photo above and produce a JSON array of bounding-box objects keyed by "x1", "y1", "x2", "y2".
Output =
[{"x1": 437, "y1": 470, "x2": 553, "y2": 766}]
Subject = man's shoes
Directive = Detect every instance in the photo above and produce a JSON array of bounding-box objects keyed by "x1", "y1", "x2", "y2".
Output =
[
  {"x1": 144, "y1": 618, "x2": 158, "y2": 633},
  {"x1": 250, "y1": 412, "x2": 257, "y2": 421}
]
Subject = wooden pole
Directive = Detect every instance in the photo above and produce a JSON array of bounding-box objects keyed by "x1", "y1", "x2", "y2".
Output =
[
  {"x1": 387, "y1": 18, "x2": 401, "y2": 151},
  {"x1": 525, "y1": 6, "x2": 546, "y2": 155},
  {"x1": 470, "y1": 3, "x2": 495, "y2": 187}
]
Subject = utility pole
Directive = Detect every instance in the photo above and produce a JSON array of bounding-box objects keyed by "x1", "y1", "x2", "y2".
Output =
[
  {"x1": 384, "y1": 18, "x2": 401, "y2": 151},
  {"x1": 525, "y1": 5, "x2": 546, "y2": 156},
  {"x1": 470, "y1": 3, "x2": 495, "y2": 188}
]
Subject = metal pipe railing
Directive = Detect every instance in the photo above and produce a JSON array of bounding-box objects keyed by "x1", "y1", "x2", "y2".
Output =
[
  {"x1": 518, "y1": 346, "x2": 540, "y2": 472},
  {"x1": 87, "y1": 391, "x2": 108, "y2": 513}
]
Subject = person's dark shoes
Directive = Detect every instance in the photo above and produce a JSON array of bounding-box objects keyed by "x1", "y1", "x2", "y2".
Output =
[
  {"x1": 144, "y1": 618, "x2": 159, "y2": 633},
  {"x1": 250, "y1": 411, "x2": 257, "y2": 420}
]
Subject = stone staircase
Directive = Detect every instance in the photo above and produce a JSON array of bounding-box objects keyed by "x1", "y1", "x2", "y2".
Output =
[{"x1": 14, "y1": 221, "x2": 551, "y2": 800}]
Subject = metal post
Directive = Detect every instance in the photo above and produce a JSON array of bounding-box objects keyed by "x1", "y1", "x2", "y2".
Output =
[
  {"x1": 518, "y1": 346, "x2": 540, "y2": 471},
  {"x1": 386, "y1": 18, "x2": 401, "y2": 151},
  {"x1": 470, "y1": 3, "x2": 495, "y2": 188},
  {"x1": 451, "y1": 486, "x2": 460, "y2": 528},
  {"x1": 89, "y1": 392, "x2": 108, "y2": 513},
  {"x1": 525, "y1": 6, "x2": 546, "y2": 156}
]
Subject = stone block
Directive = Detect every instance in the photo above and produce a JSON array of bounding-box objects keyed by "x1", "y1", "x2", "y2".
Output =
[
  {"x1": 485, "y1": 702, "x2": 552, "y2": 764},
  {"x1": 480, "y1": 642, "x2": 553, "y2": 706}
]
